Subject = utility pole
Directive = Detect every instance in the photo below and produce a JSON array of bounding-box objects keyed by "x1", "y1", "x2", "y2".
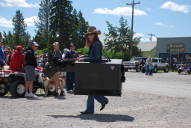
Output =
[
  {"x1": 127, "y1": 0, "x2": 140, "y2": 58},
  {"x1": 148, "y1": 33, "x2": 155, "y2": 42}
]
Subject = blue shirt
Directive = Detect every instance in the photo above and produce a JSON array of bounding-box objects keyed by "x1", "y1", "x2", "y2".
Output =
[
  {"x1": 84, "y1": 40, "x2": 102, "y2": 63},
  {"x1": 0, "y1": 47, "x2": 6, "y2": 65},
  {"x1": 65, "y1": 50, "x2": 79, "y2": 59}
]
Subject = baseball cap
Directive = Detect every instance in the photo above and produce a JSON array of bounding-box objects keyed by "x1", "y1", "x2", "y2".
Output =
[
  {"x1": 16, "y1": 45, "x2": 24, "y2": 51},
  {"x1": 31, "y1": 42, "x2": 39, "y2": 47}
]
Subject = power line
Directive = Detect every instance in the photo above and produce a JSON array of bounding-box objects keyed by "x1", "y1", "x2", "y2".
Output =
[
  {"x1": 148, "y1": 33, "x2": 155, "y2": 42},
  {"x1": 127, "y1": 0, "x2": 140, "y2": 57}
]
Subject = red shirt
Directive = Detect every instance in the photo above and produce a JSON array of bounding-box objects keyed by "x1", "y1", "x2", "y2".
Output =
[{"x1": 10, "y1": 50, "x2": 25, "y2": 71}]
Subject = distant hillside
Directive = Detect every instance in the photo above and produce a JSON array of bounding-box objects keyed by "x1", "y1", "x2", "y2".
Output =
[{"x1": 143, "y1": 47, "x2": 157, "y2": 57}]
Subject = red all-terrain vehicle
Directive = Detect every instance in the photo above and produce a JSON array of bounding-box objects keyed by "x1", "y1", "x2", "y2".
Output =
[{"x1": 0, "y1": 66, "x2": 45, "y2": 97}]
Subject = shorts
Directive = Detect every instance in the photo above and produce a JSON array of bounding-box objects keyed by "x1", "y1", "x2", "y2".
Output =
[{"x1": 24, "y1": 65, "x2": 36, "y2": 81}]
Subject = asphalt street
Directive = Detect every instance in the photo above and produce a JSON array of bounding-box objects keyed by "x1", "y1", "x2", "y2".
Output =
[{"x1": 125, "y1": 72, "x2": 191, "y2": 98}]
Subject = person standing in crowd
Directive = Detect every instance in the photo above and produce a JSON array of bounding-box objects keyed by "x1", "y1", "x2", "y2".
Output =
[
  {"x1": 62, "y1": 48, "x2": 69, "y2": 59},
  {"x1": 24, "y1": 42, "x2": 39, "y2": 98},
  {"x1": 172, "y1": 57, "x2": 177, "y2": 72},
  {"x1": 77, "y1": 26, "x2": 109, "y2": 114},
  {"x1": 146, "y1": 57, "x2": 153, "y2": 75},
  {"x1": 0, "y1": 40, "x2": 7, "y2": 67},
  {"x1": 4, "y1": 47, "x2": 12, "y2": 65},
  {"x1": 64, "y1": 43, "x2": 78, "y2": 93},
  {"x1": 10, "y1": 45, "x2": 25, "y2": 72},
  {"x1": 51, "y1": 42, "x2": 65, "y2": 96}
]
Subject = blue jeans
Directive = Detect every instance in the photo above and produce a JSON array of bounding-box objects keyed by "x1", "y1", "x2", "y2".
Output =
[
  {"x1": 86, "y1": 95, "x2": 108, "y2": 113},
  {"x1": 145, "y1": 64, "x2": 149, "y2": 75},
  {"x1": 66, "y1": 72, "x2": 75, "y2": 91}
]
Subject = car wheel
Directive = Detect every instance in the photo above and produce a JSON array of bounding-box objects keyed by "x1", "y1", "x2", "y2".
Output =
[
  {"x1": 164, "y1": 67, "x2": 169, "y2": 72},
  {"x1": 0, "y1": 82, "x2": 8, "y2": 96},
  {"x1": 154, "y1": 67, "x2": 158, "y2": 73},
  {"x1": 136, "y1": 67, "x2": 139, "y2": 72},
  {"x1": 9, "y1": 80, "x2": 25, "y2": 97}
]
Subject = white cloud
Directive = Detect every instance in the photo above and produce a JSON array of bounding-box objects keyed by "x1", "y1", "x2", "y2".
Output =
[
  {"x1": 134, "y1": 33, "x2": 157, "y2": 51},
  {"x1": 0, "y1": 16, "x2": 12, "y2": 28},
  {"x1": 154, "y1": 22, "x2": 174, "y2": 28},
  {"x1": 0, "y1": 0, "x2": 39, "y2": 8},
  {"x1": 155, "y1": 22, "x2": 166, "y2": 27},
  {"x1": 161, "y1": 1, "x2": 190, "y2": 13},
  {"x1": 146, "y1": 8, "x2": 151, "y2": 12},
  {"x1": 0, "y1": 16, "x2": 38, "y2": 28},
  {"x1": 93, "y1": 7, "x2": 147, "y2": 16},
  {"x1": 134, "y1": 33, "x2": 144, "y2": 38},
  {"x1": 134, "y1": 33, "x2": 157, "y2": 42},
  {"x1": 24, "y1": 16, "x2": 39, "y2": 27}
]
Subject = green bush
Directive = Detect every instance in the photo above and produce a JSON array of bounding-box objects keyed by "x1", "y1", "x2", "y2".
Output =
[
  {"x1": 36, "y1": 48, "x2": 49, "y2": 55},
  {"x1": 77, "y1": 48, "x2": 89, "y2": 55}
]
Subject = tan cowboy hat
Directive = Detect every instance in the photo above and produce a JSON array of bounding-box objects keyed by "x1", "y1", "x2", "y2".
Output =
[{"x1": 86, "y1": 26, "x2": 101, "y2": 35}]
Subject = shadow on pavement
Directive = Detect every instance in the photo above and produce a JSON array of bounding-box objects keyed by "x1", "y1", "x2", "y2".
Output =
[{"x1": 47, "y1": 114, "x2": 135, "y2": 122}]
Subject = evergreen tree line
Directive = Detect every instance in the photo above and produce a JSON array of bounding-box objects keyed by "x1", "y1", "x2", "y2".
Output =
[
  {"x1": 0, "y1": 10, "x2": 30, "y2": 48},
  {"x1": 104, "y1": 17, "x2": 142, "y2": 60},
  {"x1": 0, "y1": 0, "x2": 142, "y2": 60},
  {"x1": 0, "y1": 0, "x2": 88, "y2": 50}
]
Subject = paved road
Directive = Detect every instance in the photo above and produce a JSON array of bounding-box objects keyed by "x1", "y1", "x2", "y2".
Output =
[
  {"x1": 0, "y1": 72, "x2": 191, "y2": 128},
  {"x1": 125, "y1": 72, "x2": 191, "y2": 97}
]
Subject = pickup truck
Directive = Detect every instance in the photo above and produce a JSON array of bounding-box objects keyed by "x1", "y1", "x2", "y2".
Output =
[
  {"x1": 123, "y1": 57, "x2": 147, "y2": 72},
  {"x1": 152, "y1": 58, "x2": 169, "y2": 73}
]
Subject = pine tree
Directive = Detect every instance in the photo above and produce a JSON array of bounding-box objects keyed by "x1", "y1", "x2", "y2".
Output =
[
  {"x1": 76, "y1": 11, "x2": 88, "y2": 48},
  {"x1": 105, "y1": 17, "x2": 142, "y2": 59},
  {"x1": 7, "y1": 31, "x2": 14, "y2": 48},
  {"x1": 12, "y1": 10, "x2": 27, "y2": 46},
  {"x1": 50, "y1": 0, "x2": 74, "y2": 48},
  {"x1": 3, "y1": 31, "x2": 7, "y2": 45},
  {"x1": 0, "y1": 32, "x2": 3, "y2": 41},
  {"x1": 35, "y1": 0, "x2": 51, "y2": 49}
]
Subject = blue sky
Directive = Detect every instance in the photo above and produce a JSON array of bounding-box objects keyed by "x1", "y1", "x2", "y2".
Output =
[{"x1": 0, "y1": 0, "x2": 191, "y2": 42}]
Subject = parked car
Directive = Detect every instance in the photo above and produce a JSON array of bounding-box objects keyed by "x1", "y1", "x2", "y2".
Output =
[
  {"x1": 152, "y1": 58, "x2": 169, "y2": 73},
  {"x1": 123, "y1": 57, "x2": 147, "y2": 72}
]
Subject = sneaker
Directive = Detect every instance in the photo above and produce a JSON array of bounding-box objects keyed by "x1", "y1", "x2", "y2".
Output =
[
  {"x1": 25, "y1": 92, "x2": 29, "y2": 97},
  {"x1": 60, "y1": 91, "x2": 65, "y2": 96},
  {"x1": 80, "y1": 111, "x2": 94, "y2": 114},
  {"x1": 100, "y1": 100, "x2": 109, "y2": 111},
  {"x1": 28, "y1": 93, "x2": 38, "y2": 98},
  {"x1": 54, "y1": 92, "x2": 59, "y2": 97},
  {"x1": 67, "y1": 90, "x2": 73, "y2": 94}
]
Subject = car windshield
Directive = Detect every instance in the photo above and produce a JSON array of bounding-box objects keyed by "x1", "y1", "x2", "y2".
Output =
[
  {"x1": 131, "y1": 57, "x2": 142, "y2": 61},
  {"x1": 152, "y1": 59, "x2": 158, "y2": 62}
]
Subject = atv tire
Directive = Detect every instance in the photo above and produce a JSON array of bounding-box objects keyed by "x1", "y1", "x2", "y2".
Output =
[
  {"x1": 9, "y1": 80, "x2": 25, "y2": 97},
  {"x1": 0, "y1": 82, "x2": 8, "y2": 96}
]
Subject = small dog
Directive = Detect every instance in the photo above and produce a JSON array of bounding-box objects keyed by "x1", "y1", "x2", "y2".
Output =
[{"x1": 43, "y1": 74, "x2": 65, "y2": 96}]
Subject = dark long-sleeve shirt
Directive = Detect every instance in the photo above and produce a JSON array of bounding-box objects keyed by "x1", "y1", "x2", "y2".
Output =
[
  {"x1": 25, "y1": 48, "x2": 37, "y2": 67},
  {"x1": 84, "y1": 40, "x2": 102, "y2": 63}
]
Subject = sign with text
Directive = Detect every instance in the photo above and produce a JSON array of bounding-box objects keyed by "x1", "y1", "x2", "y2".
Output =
[{"x1": 167, "y1": 43, "x2": 186, "y2": 53}]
